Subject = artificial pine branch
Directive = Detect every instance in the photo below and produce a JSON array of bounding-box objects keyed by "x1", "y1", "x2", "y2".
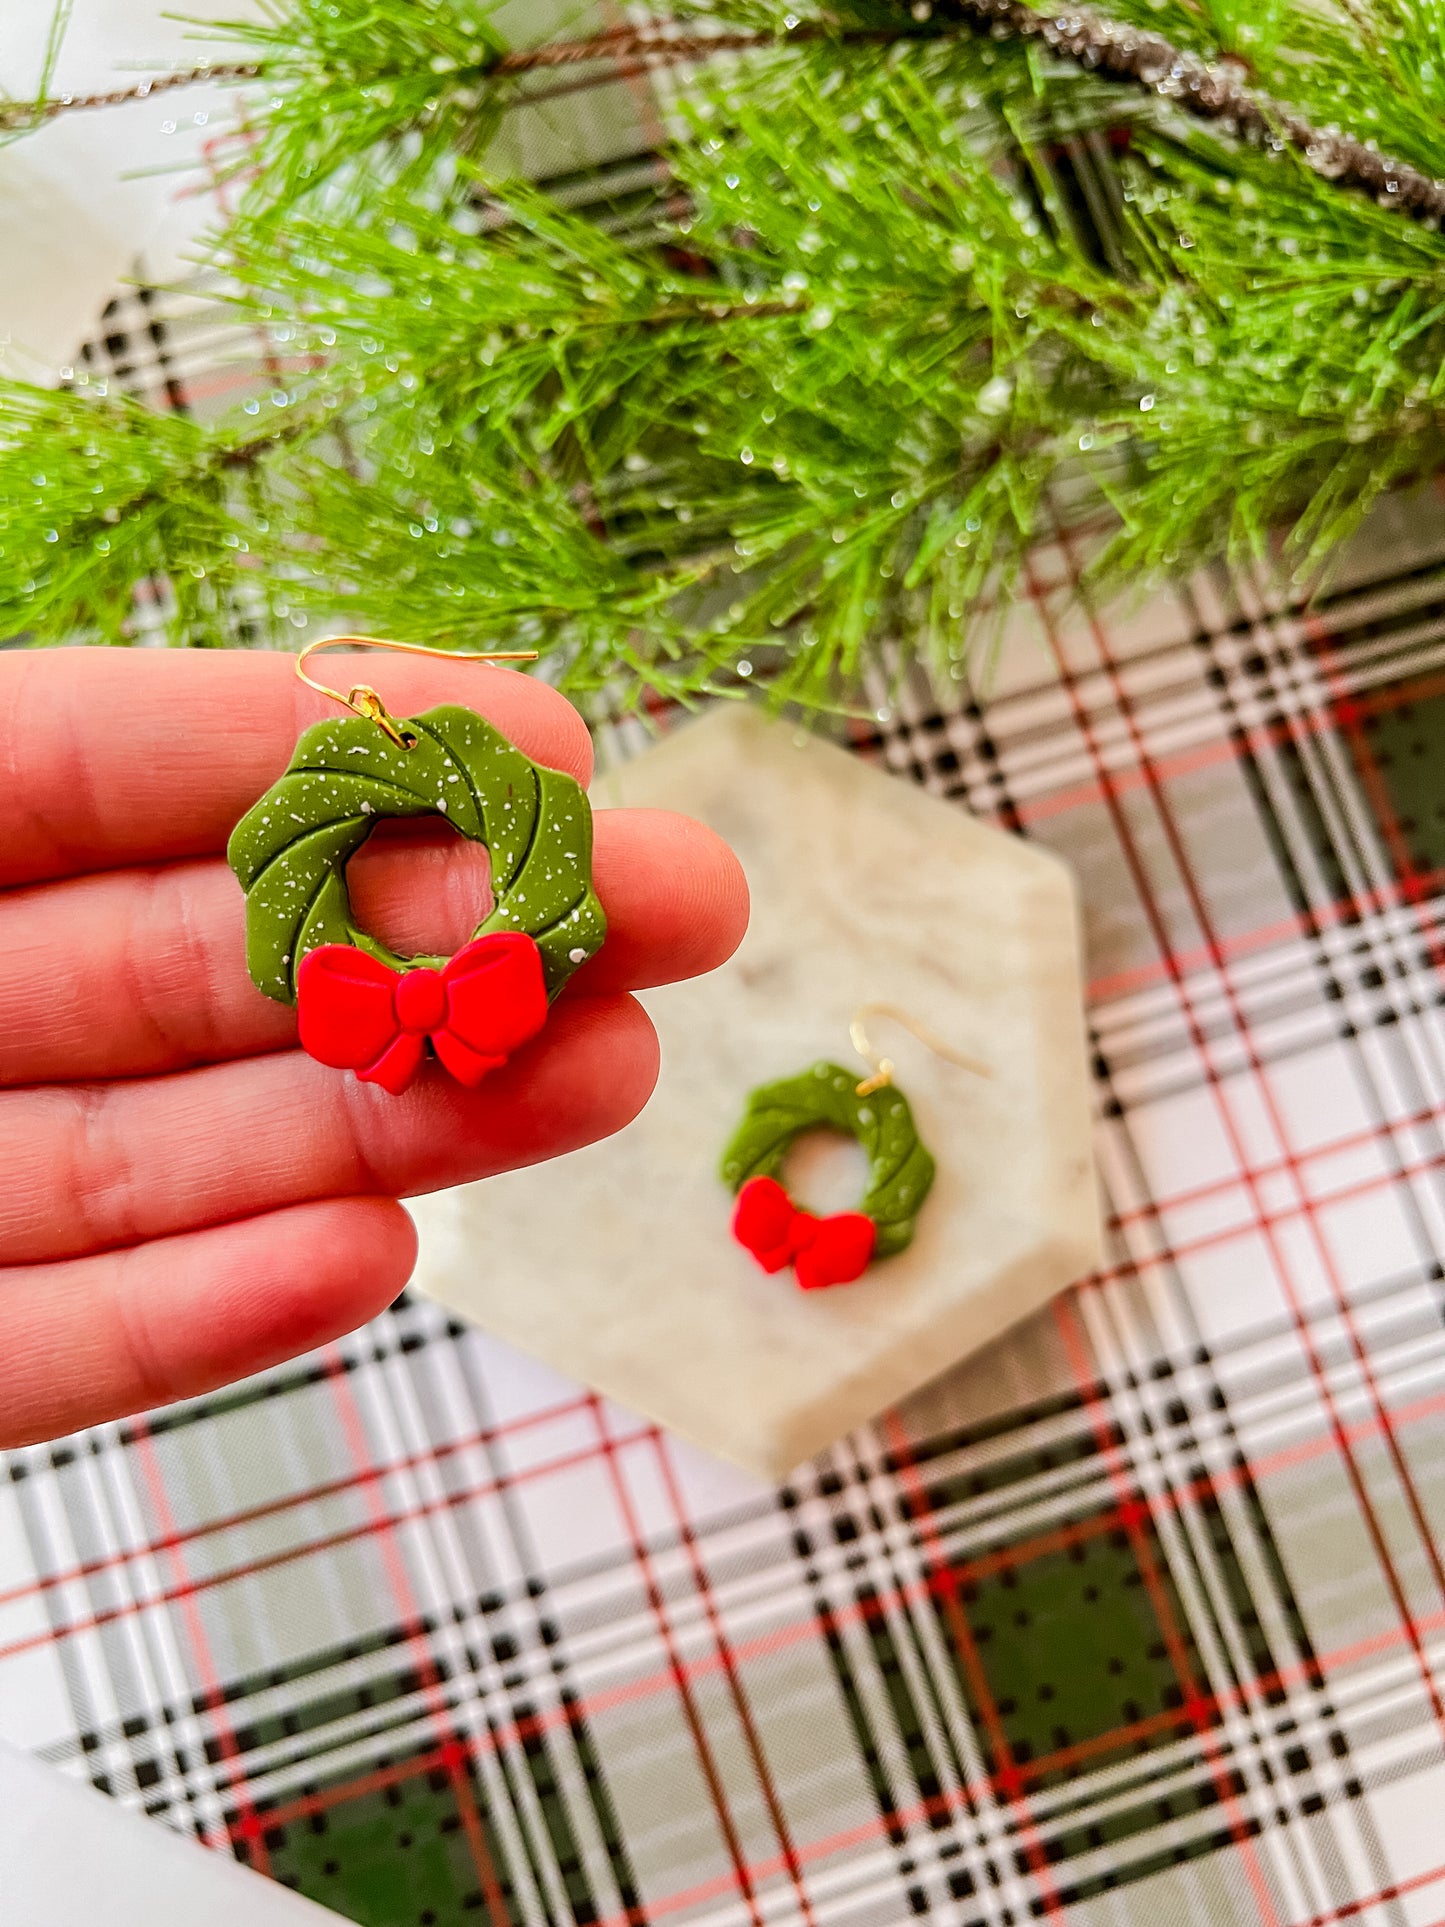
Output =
[
  {"x1": 7, "y1": 5, "x2": 1445, "y2": 222},
  {"x1": 6, "y1": 0, "x2": 1445, "y2": 709}
]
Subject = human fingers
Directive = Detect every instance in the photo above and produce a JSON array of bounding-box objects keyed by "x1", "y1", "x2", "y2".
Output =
[
  {"x1": 0, "y1": 1197, "x2": 417, "y2": 1448},
  {"x1": 0, "y1": 994, "x2": 658, "y2": 1264},
  {"x1": 313, "y1": 806, "x2": 747, "y2": 996},
  {"x1": 0, "y1": 645, "x2": 593, "y2": 888},
  {"x1": 575, "y1": 809, "x2": 750, "y2": 994},
  {"x1": 0, "y1": 811, "x2": 745, "y2": 1083}
]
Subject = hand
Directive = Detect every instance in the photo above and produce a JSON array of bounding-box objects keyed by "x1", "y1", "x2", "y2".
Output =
[{"x1": 0, "y1": 648, "x2": 748, "y2": 1447}]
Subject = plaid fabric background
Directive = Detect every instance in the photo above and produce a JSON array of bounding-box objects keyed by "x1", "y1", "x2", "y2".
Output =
[{"x1": 10, "y1": 61, "x2": 1445, "y2": 1927}]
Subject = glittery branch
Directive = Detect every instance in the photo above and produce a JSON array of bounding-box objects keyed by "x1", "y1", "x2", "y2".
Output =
[
  {"x1": 0, "y1": 62, "x2": 264, "y2": 132},
  {"x1": 5, "y1": 5, "x2": 1445, "y2": 224},
  {"x1": 934, "y1": 0, "x2": 1445, "y2": 221}
]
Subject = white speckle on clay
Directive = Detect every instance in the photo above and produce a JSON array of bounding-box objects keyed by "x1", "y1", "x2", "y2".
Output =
[
  {"x1": 858, "y1": 1107, "x2": 874, "y2": 1125},
  {"x1": 361, "y1": 801, "x2": 374, "y2": 813},
  {"x1": 569, "y1": 947, "x2": 587, "y2": 963}
]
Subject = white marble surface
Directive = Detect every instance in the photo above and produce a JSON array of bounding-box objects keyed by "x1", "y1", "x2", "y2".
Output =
[{"x1": 411, "y1": 707, "x2": 1102, "y2": 1480}]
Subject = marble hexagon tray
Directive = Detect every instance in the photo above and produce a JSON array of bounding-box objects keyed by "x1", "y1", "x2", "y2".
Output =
[{"x1": 409, "y1": 706, "x2": 1102, "y2": 1481}]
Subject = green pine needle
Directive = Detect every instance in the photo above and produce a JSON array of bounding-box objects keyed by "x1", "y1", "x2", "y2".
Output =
[{"x1": 5, "y1": 0, "x2": 1445, "y2": 709}]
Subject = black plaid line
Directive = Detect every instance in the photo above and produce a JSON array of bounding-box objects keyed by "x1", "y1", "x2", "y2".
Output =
[
  {"x1": 238, "y1": 1356, "x2": 595, "y2": 1923},
  {"x1": 867, "y1": 670, "x2": 1039, "y2": 819},
  {"x1": 77, "y1": 283, "x2": 189, "y2": 415},
  {"x1": 408, "y1": 1329, "x2": 644, "y2": 1927},
  {"x1": 861, "y1": 1374, "x2": 1356, "y2": 1897},
  {"x1": 1078, "y1": 635, "x2": 1445, "y2": 1911},
  {"x1": 839, "y1": 1393, "x2": 1244, "y2": 1899},
  {"x1": 1102, "y1": 620, "x2": 1445, "y2": 1896},
  {"x1": 856, "y1": 600, "x2": 1423, "y2": 1898},
  {"x1": 305, "y1": 1308, "x2": 646, "y2": 1927},
  {"x1": 1192, "y1": 564, "x2": 1445, "y2": 1332},
  {"x1": 1050, "y1": 1295, "x2": 1394, "y2": 1901},
  {"x1": 901, "y1": 1410, "x2": 1212, "y2": 1886},
  {"x1": 780, "y1": 1445, "x2": 1014, "y2": 1925},
  {"x1": 867, "y1": 663, "x2": 1025, "y2": 829},
  {"x1": 3, "y1": 1432, "x2": 215, "y2": 1839},
  {"x1": 243, "y1": 1720, "x2": 522, "y2": 1922},
  {"x1": 96, "y1": 1289, "x2": 459, "y2": 1447},
  {"x1": 12, "y1": 1296, "x2": 645, "y2": 1891}
]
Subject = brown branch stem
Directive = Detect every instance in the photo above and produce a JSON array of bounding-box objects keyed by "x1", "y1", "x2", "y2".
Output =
[
  {"x1": 0, "y1": 61, "x2": 263, "y2": 130},
  {"x1": 4, "y1": 8, "x2": 1444, "y2": 225}
]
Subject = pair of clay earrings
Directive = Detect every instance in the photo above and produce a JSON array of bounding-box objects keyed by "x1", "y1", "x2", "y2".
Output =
[{"x1": 230, "y1": 638, "x2": 982, "y2": 1293}]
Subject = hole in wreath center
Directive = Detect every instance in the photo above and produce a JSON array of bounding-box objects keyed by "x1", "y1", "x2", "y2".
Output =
[
  {"x1": 346, "y1": 815, "x2": 494, "y2": 960},
  {"x1": 781, "y1": 1130, "x2": 871, "y2": 1218}
]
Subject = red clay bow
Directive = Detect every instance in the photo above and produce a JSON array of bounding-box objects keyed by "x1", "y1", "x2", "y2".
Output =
[
  {"x1": 732, "y1": 1175, "x2": 878, "y2": 1292},
  {"x1": 296, "y1": 931, "x2": 548, "y2": 1095}
]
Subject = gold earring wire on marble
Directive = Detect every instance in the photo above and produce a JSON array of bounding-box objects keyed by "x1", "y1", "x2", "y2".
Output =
[{"x1": 848, "y1": 1001, "x2": 992, "y2": 1096}]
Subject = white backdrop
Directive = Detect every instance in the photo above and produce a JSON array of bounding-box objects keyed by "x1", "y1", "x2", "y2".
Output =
[
  {"x1": 0, "y1": 0, "x2": 650, "y2": 382},
  {"x1": 0, "y1": 0, "x2": 260, "y2": 379}
]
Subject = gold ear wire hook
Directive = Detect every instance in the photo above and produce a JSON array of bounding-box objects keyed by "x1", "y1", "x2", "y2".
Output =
[
  {"x1": 296, "y1": 635, "x2": 539, "y2": 751},
  {"x1": 849, "y1": 1002, "x2": 993, "y2": 1098}
]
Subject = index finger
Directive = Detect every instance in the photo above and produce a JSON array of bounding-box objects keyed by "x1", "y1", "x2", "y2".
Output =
[{"x1": 0, "y1": 646, "x2": 594, "y2": 888}]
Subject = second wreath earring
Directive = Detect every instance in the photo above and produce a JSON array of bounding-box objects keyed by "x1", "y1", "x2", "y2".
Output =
[
  {"x1": 228, "y1": 637, "x2": 607, "y2": 1094},
  {"x1": 720, "y1": 1006, "x2": 988, "y2": 1292}
]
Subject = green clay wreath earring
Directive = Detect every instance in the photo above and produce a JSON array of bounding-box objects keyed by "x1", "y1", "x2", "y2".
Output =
[
  {"x1": 721, "y1": 1004, "x2": 989, "y2": 1292},
  {"x1": 227, "y1": 637, "x2": 606, "y2": 1095}
]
